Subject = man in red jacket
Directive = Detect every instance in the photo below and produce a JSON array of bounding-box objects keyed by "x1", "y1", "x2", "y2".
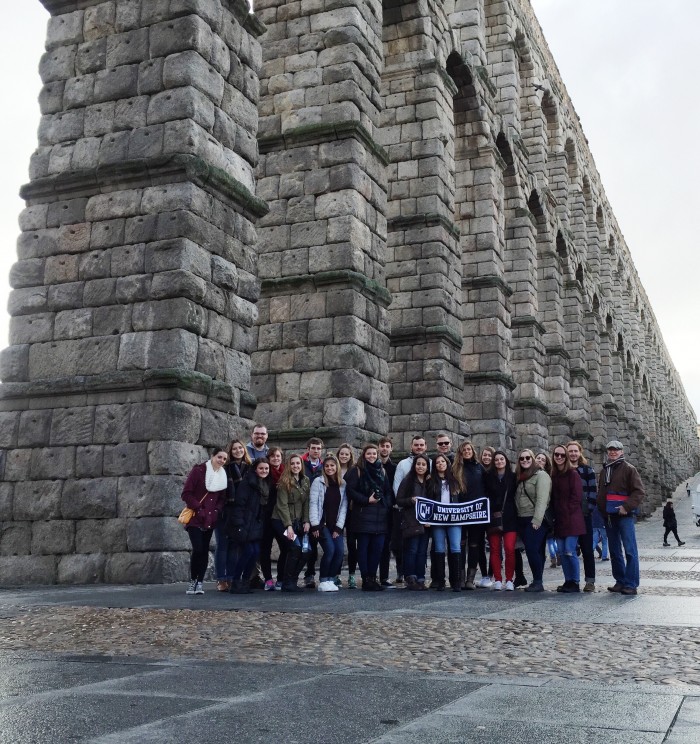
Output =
[{"x1": 596, "y1": 440, "x2": 645, "y2": 595}]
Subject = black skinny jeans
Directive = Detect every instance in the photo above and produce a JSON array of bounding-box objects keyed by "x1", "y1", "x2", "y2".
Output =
[
  {"x1": 580, "y1": 513, "x2": 596, "y2": 582},
  {"x1": 186, "y1": 526, "x2": 213, "y2": 582},
  {"x1": 664, "y1": 527, "x2": 681, "y2": 544}
]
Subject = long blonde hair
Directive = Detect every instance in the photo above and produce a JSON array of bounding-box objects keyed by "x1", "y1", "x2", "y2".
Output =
[{"x1": 278, "y1": 454, "x2": 307, "y2": 493}]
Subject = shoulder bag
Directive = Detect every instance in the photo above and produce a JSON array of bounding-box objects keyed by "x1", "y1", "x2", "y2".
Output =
[{"x1": 178, "y1": 492, "x2": 209, "y2": 525}]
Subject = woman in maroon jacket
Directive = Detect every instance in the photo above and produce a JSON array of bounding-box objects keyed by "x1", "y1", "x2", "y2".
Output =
[
  {"x1": 550, "y1": 445, "x2": 586, "y2": 593},
  {"x1": 181, "y1": 447, "x2": 229, "y2": 595}
]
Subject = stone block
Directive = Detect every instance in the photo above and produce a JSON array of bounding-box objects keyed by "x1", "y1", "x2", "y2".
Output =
[
  {"x1": 103, "y1": 442, "x2": 148, "y2": 476},
  {"x1": 28, "y1": 337, "x2": 119, "y2": 380},
  {"x1": 146, "y1": 441, "x2": 207, "y2": 476},
  {"x1": 117, "y1": 474, "x2": 184, "y2": 518},
  {"x1": 149, "y1": 15, "x2": 213, "y2": 59},
  {"x1": 10, "y1": 258, "x2": 45, "y2": 289},
  {"x1": 13, "y1": 480, "x2": 63, "y2": 521},
  {"x1": 93, "y1": 305, "x2": 132, "y2": 336},
  {"x1": 94, "y1": 64, "x2": 139, "y2": 103},
  {"x1": 62, "y1": 477, "x2": 118, "y2": 518},
  {"x1": 46, "y1": 282, "x2": 83, "y2": 311},
  {"x1": 54, "y1": 309, "x2": 93, "y2": 340},
  {"x1": 94, "y1": 404, "x2": 131, "y2": 443},
  {"x1": 1, "y1": 523, "x2": 31, "y2": 556},
  {"x1": 0, "y1": 412, "x2": 20, "y2": 448},
  {"x1": 126, "y1": 517, "x2": 189, "y2": 551},
  {"x1": 84, "y1": 2, "x2": 116, "y2": 41},
  {"x1": 9, "y1": 314, "x2": 54, "y2": 345},
  {"x1": 0, "y1": 483, "x2": 12, "y2": 521},
  {"x1": 76, "y1": 38, "x2": 107, "y2": 74},
  {"x1": 129, "y1": 400, "x2": 202, "y2": 443},
  {"x1": 75, "y1": 519, "x2": 126, "y2": 553},
  {"x1": 76, "y1": 445, "x2": 104, "y2": 477},
  {"x1": 0, "y1": 556, "x2": 57, "y2": 585},
  {"x1": 131, "y1": 298, "x2": 207, "y2": 335},
  {"x1": 57, "y1": 553, "x2": 106, "y2": 584},
  {"x1": 105, "y1": 551, "x2": 188, "y2": 583},
  {"x1": 106, "y1": 27, "x2": 149, "y2": 68},
  {"x1": 117, "y1": 329, "x2": 199, "y2": 371},
  {"x1": 4, "y1": 449, "x2": 32, "y2": 482},
  {"x1": 30, "y1": 447, "x2": 75, "y2": 480},
  {"x1": 147, "y1": 86, "x2": 215, "y2": 131},
  {"x1": 50, "y1": 407, "x2": 95, "y2": 446},
  {"x1": 31, "y1": 520, "x2": 76, "y2": 555},
  {"x1": 163, "y1": 50, "x2": 224, "y2": 104}
]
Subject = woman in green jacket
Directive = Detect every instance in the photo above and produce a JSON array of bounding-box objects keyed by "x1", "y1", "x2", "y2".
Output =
[
  {"x1": 271, "y1": 454, "x2": 311, "y2": 592},
  {"x1": 515, "y1": 448, "x2": 552, "y2": 592}
]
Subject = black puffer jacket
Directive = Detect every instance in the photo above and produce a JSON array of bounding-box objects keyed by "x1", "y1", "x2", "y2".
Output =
[
  {"x1": 484, "y1": 469, "x2": 518, "y2": 533},
  {"x1": 345, "y1": 465, "x2": 391, "y2": 535},
  {"x1": 461, "y1": 460, "x2": 486, "y2": 500},
  {"x1": 224, "y1": 470, "x2": 270, "y2": 543}
]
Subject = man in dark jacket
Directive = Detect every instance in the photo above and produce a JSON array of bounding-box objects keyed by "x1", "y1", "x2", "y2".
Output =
[
  {"x1": 596, "y1": 440, "x2": 645, "y2": 595},
  {"x1": 301, "y1": 438, "x2": 324, "y2": 587},
  {"x1": 378, "y1": 437, "x2": 401, "y2": 587}
]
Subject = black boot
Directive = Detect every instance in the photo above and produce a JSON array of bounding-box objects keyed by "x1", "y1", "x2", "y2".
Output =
[
  {"x1": 448, "y1": 552, "x2": 462, "y2": 592},
  {"x1": 514, "y1": 549, "x2": 528, "y2": 587},
  {"x1": 282, "y1": 545, "x2": 303, "y2": 592},
  {"x1": 431, "y1": 553, "x2": 446, "y2": 590},
  {"x1": 465, "y1": 568, "x2": 477, "y2": 590}
]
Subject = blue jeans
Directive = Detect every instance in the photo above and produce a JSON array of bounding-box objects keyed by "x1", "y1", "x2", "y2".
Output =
[
  {"x1": 432, "y1": 525, "x2": 462, "y2": 554},
  {"x1": 517, "y1": 517, "x2": 547, "y2": 584},
  {"x1": 546, "y1": 536, "x2": 559, "y2": 560},
  {"x1": 556, "y1": 536, "x2": 580, "y2": 583},
  {"x1": 232, "y1": 541, "x2": 260, "y2": 582},
  {"x1": 356, "y1": 533, "x2": 385, "y2": 579},
  {"x1": 592, "y1": 526, "x2": 608, "y2": 559},
  {"x1": 605, "y1": 515, "x2": 639, "y2": 589},
  {"x1": 214, "y1": 524, "x2": 237, "y2": 580},
  {"x1": 403, "y1": 532, "x2": 430, "y2": 582},
  {"x1": 318, "y1": 527, "x2": 345, "y2": 581}
]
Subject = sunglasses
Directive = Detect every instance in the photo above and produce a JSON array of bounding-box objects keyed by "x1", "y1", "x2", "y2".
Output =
[
  {"x1": 437, "y1": 441, "x2": 451, "y2": 446},
  {"x1": 519, "y1": 456, "x2": 532, "y2": 462},
  {"x1": 553, "y1": 452, "x2": 566, "y2": 459}
]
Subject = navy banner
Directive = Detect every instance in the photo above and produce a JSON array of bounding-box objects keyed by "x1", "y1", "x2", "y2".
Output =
[{"x1": 414, "y1": 497, "x2": 490, "y2": 526}]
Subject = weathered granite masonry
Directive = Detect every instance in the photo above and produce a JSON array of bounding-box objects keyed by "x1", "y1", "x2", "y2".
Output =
[
  {"x1": 0, "y1": 0, "x2": 267, "y2": 584},
  {"x1": 1, "y1": 0, "x2": 698, "y2": 583}
]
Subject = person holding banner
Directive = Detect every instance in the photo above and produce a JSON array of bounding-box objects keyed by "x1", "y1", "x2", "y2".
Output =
[
  {"x1": 426, "y1": 454, "x2": 464, "y2": 591},
  {"x1": 396, "y1": 454, "x2": 431, "y2": 591},
  {"x1": 484, "y1": 451, "x2": 518, "y2": 590},
  {"x1": 515, "y1": 449, "x2": 552, "y2": 592},
  {"x1": 345, "y1": 444, "x2": 392, "y2": 591},
  {"x1": 454, "y1": 441, "x2": 491, "y2": 590}
]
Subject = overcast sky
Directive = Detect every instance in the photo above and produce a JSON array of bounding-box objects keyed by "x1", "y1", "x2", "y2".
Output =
[{"x1": 0, "y1": 1, "x2": 697, "y2": 423}]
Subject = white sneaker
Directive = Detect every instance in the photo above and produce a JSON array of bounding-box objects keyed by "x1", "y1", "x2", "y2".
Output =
[
  {"x1": 186, "y1": 580, "x2": 196, "y2": 595},
  {"x1": 479, "y1": 576, "x2": 493, "y2": 588},
  {"x1": 318, "y1": 581, "x2": 339, "y2": 592},
  {"x1": 194, "y1": 581, "x2": 204, "y2": 595},
  {"x1": 504, "y1": 581, "x2": 515, "y2": 591},
  {"x1": 492, "y1": 581, "x2": 502, "y2": 591}
]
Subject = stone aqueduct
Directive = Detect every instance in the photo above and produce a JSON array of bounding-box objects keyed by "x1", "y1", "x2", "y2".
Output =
[{"x1": 0, "y1": 0, "x2": 697, "y2": 583}]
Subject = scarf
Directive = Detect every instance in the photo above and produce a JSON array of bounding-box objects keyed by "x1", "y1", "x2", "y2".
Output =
[
  {"x1": 603, "y1": 455, "x2": 625, "y2": 485},
  {"x1": 206, "y1": 459, "x2": 227, "y2": 491},
  {"x1": 361, "y1": 460, "x2": 386, "y2": 501}
]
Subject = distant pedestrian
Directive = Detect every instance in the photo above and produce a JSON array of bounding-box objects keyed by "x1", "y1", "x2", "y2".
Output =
[
  {"x1": 662, "y1": 500, "x2": 685, "y2": 547},
  {"x1": 597, "y1": 440, "x2": 645, "y2": 596},
  {"x1": 687, "y1": 482, "x2": 691, "y2": 498}
]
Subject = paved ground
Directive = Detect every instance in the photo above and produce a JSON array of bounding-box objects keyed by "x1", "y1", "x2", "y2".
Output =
[{"x1": 1, "y1": 476, "x2": 699, "y2": 743}]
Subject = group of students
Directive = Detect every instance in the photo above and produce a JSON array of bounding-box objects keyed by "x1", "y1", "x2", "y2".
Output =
[{"x1": 179, "y1": 427, "x2": 610, "y2": 595}]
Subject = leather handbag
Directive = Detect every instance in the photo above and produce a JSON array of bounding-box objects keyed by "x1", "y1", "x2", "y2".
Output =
[{"x1": 178, "y1": 492, "x2": 208, "y2": 525}]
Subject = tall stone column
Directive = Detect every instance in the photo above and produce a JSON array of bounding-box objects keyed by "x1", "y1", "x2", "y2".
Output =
[
  {"x1": 0, "y1": 0, "x2": 266, "y2": 584},
  {"x1": 252, "y1": 0, "x2": 390, "y2": 449}
]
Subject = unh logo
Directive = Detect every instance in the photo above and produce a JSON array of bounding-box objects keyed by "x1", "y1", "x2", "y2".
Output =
[{"x1": 418, "y1": 502, "x2": 432, "y2": 520}]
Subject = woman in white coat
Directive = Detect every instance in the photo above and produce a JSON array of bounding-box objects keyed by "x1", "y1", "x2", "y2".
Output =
[{"x1": 310, "y1": 455, "x2": 348, "y2": 592}]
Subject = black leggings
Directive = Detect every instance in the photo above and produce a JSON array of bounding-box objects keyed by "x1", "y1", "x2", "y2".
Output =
[
  {"x1": 187, "y1": 527, "x2": 213, "y2": 581},
  {"x1": 347, "y1": 529, "x2": 358, "y2": 574},
  {"x1": 664, "y1": 527, "x2": 681, "y2": 543},
  {"x1": 260, "y1": 517, "x2": 284, "y2": 582},
  {"x1": 467, "y1": 525, "x2": 488, "y2": 574}
]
